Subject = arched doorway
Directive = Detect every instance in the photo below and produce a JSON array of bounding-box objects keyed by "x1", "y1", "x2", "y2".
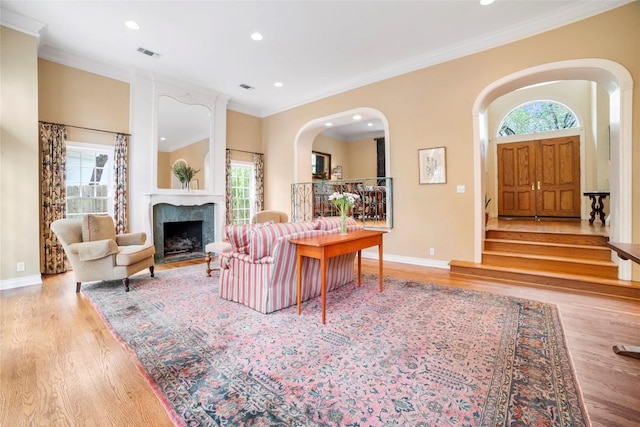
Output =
[
  {"x1": 292, "y1": 107, "x2": 393, "y2": 228},
  {"x1": 473, "y1": 59, "x2": 633, "y2": 279}
]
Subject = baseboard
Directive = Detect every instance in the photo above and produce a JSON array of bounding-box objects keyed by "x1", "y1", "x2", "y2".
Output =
[
  {"x1": 0, "y1": 275, "x2": 43, "y2": 291},
  {"x1": 361, "y1": 250, "x2": 450, "y2": 270}
]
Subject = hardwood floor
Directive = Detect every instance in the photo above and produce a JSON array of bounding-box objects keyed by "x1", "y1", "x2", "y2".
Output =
[{"x1": 2, "y1": 258, "x2": 639, "y2": 426}]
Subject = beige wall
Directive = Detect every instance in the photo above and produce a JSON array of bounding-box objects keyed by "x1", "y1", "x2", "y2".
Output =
[
  {"x1": 312, "y1": 134, "x2": 349, "y2": 180},
  {"x1": 0, "y1": 27, "x2": 40, "y2": 284},
  {"x1": 261, "y1": 3, "x2": 640, "y2": 275},
  {"x1": 227, "y1": 110, "x2": 262, "y2": 156},
  {"x1": 38, "y1": 59, "x2": 130, "y2": 144},
  {"x1": 347, "y1": 138, "x2": 377, "y2": 179}
]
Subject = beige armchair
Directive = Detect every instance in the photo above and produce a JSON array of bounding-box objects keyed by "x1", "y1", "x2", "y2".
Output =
[
  {"x1": 251, "y1": 210, "x2": 288, "y2": 224},
  {"x1": 50, "y1": 215, "x2": 155, "y2": 292}
]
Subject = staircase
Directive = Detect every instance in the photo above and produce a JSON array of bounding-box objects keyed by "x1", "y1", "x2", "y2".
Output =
[{"x1": 450, "y1": 227, "x2": 640, "y2": 299}]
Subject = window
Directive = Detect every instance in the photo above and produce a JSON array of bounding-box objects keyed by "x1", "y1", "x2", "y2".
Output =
[
  {"x1": 230, "y1": 162, "x2": 255, "y2": 224},
  {"x1": 498, "y1": 101, "x2": 578, "y2": 136},
  {"x1": 66, "y1": 143, "x2": 113, "y2": 219}
]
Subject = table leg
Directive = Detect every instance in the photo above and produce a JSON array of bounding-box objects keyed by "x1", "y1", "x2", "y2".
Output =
[
  {"x1": 205, "y1": 252, "x2": 212, "y2": 277},
  {"x1": 321, "y1": 255, "x2": 327, "y2": 325},
  {"x1": 378, "y1": 242, "x2": 383, "y2": 292},
  {"x1": 297, "y1": 253, "x2": 303, "y2": 315},
  {"x1": 357, "y1": 249, "x2": 362, "y2": 287},
  {"x1": 588, "y1": 195, "x2": 596, "y2": 224},
  {"x1": 597, "y1": 195, "x2": 606, "y2": 225}
]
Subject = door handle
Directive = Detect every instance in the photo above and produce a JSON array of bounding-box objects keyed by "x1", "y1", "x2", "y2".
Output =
[
  {"x1": 537, "y1": 181, "x2": 541, "y2": 190},
  {"x1": 531, "y1": 183, "x2": 535, "y2": 190}
]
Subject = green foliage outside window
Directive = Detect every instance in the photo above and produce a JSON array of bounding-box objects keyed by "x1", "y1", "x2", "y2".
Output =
[
  {"x1": 230, "y1": 164, "x2": 253, "y2": 224},
  {"x1": 498, "y1": 101, "x2": 578, "y2": 136}
]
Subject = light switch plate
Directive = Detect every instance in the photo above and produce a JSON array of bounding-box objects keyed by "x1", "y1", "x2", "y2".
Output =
[{"x1": 457, "y1": 185, "x2": 465, "y2": 193}]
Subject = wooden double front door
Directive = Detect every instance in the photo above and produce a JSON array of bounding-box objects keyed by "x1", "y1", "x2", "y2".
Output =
[{"x1": 497, "y1": 136, "x2": 580, "y2": 218}]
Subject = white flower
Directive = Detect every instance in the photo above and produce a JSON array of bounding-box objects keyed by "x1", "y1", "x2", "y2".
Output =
[{"x1": 329, "y1": 192, "x2": 360, "y2": 214}]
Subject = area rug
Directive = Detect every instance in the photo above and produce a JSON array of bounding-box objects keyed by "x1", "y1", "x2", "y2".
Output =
[{"x1": 82, "y1": 266, "x2": 590, "y2": 427}]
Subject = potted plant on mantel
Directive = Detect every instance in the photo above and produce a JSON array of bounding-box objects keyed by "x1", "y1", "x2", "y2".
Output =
[{"x1": 171, "y1": 162, "x2": 200, "y2": 190}]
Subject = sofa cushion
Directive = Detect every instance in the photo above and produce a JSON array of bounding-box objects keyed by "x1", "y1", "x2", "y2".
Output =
[
  {"x1": 226, "y1": 224, "x2": 250, "y2": 254},
  {"x1": 249, "y1": 222, "x2": 315, "y2": 260},
  {"x1": 315, "y1": 216, "x2": 357, "y2": 231},
  {"x1": 115, "y1": 244, "x2": 155, "y2": 266},
  {"x1": 81, "y1": 214, "x2": 116, "y2": 242}
]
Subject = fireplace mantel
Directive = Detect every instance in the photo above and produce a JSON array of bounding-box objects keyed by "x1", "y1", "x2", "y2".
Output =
[
  {"x1": 142, "y1": 193, "x2": 225, "y2": 250},
  {"x1": 144, "y1": 192, "x2": 224, "y2": 207}
]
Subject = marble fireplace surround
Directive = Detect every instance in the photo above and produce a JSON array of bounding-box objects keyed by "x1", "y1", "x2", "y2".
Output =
[{"x1": 144, "y1": 193, "x2": 224, "y2": 263}]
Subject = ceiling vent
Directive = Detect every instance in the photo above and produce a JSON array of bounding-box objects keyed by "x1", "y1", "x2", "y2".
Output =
[
  {"x1": 137, "y1": 47, "x2": 160, "y2": 58},
  {"x1": 239, "y1": 83, "x2": 255, "y2": 90}
]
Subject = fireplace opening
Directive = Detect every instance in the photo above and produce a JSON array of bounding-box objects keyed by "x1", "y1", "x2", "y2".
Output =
[{"x1": 163, "y1": 220, "x2": 203, "y2": 258}]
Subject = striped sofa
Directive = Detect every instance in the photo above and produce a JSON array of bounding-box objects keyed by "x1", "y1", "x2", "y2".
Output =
[{"x1": 219, "y1": 217, "x2": 362, "y2": 314}]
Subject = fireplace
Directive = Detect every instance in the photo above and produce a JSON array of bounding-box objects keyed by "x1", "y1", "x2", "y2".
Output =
[
  {"x1": 153, "y1": 203, "x2": 215, "y2": 263},
  {"x1": 164, "y1": 220, "x2": 203, "y2": 258}
]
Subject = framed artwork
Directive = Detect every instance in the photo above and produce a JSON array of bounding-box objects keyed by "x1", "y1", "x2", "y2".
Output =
[{"x1": 418, "y1": 146, "x2": 446, "y2": 184}]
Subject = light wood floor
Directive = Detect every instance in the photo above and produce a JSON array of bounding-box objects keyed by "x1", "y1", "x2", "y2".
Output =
[{"x1": 2, "y1": 258, "x2": 639, "y2": 427}]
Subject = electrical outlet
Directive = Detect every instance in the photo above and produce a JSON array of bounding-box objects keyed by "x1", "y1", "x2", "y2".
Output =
[
  {"x1": 16, "y1": 262, "x2": 25, "y2": 272},
  {"x1": 429, "y1": 248, "x2": 435, "y2": 256}
]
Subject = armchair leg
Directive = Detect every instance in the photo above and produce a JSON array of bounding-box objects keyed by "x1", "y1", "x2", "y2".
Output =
[
  {"x1": 76, "y1": 282, "x2": 81, "y2": 293},
  {"x1": 149, "y1": 265, "x2": 155, "y2": 277},
  {"x1": 123, "y1": 278, "x2": 130, "y2": 292}
]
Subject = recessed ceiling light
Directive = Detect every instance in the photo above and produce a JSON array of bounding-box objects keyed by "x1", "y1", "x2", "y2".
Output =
[
  {"x1": 367, "y1": 122, "x2": 373, "y2": 127},
  {"x1": 125, "y1": 20, "x2": 140, "y2": 30},
  {"x1": 250, "y1": 32, "x2": 263, "y2": 41},
  {"x1": 160, "y1": 137, "x2": 166, "y2": 141},
  {"x1": 325, "y1": 122, "x2": 333, "y2": 127},
  {"x1": 480, "y1": 0, "x2": 495, "y2": 5},
  {"x1": 274, "y1": 82, "x2": 283, "y2": 88},
  {"x1": 352, "y1": 115, "x2": 362, "y2": 120}
]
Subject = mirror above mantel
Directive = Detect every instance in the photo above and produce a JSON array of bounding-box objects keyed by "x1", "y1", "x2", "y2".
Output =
[{"x1": 156, "y1": 94, "x2": 211, "y2": 190}]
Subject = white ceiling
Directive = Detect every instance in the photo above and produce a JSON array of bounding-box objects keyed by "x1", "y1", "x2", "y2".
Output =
[{"x1": 1, "y1": 0, "x2": 630, "y2": 119}]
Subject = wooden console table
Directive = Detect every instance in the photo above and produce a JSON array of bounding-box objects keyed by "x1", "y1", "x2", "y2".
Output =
[
  {"x1": 605, "y1": 241, "x2": 640, "y2": 359},
  {"x1": 291, "y1": 229, "x2": 385, "y2": 324},
  {"x1": 583, "y1": 191, "x2": 609, "y2": 225}
]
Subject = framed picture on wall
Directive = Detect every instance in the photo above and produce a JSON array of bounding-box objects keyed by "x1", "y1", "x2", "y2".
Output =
[{"x1": 418, "y1": 147, "x2": 446, "y2": 184}]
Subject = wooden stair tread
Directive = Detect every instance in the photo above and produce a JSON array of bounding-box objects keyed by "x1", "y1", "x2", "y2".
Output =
[
  {"x1": 482, "y1": 250, "x2": 616, "y2": 266},
  {"x1": 449, "y1": 260, "x2": 640, "y2": 298},
  {"x1": 484, "y1": 238, "x2": 611, "y2": 251}
]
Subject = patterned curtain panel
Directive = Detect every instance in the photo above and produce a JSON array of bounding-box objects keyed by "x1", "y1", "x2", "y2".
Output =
[
  {"x1": 225, "y1": 149, "x2": 233, "y2": 225},
  {"x1": 253, "y1": 153, "x2": 265, "y2": 213},
  {"x1": 40, "y1": 122, "x2": 67, "y2": 274},
  {"x1": 113, "y1": 134, "x2": 129, "y2": 234}
]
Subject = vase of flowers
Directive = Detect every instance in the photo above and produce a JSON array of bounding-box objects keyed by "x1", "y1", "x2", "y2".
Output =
[
  {"x1": 171, "y1": 162, "x2": 200, "y2": 191},
  {"x1": 329, "y1": 192, "x2": 360, "y2": 235}
]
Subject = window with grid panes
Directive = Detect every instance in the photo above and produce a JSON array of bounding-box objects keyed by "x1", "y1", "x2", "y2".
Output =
[
  {"x1": 66, "y1": 143, "x2": 113, "y2": 219},
  {"x1": 230, "y1": 162, "x2": 255, "y2": 224}
]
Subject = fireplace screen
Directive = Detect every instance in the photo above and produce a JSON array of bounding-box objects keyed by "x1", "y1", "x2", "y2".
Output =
[{"x1": 163, "y1": 220, "x2": 203, "y2": 257}]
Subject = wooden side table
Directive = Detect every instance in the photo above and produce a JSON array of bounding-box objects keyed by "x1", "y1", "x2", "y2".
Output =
[
  {"x1": 583, "y1": 191, "x2": 609, "y2": 225},
  {"x1": 290, "y1": 230, "x2": 385, "y2": 324}
]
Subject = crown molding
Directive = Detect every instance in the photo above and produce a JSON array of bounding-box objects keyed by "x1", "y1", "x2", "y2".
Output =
[
  {"x1": 39, "y1": 45, "x2": 134, "y2": 83},
  {"x1": 259, "y1": 0, "x2": 633, "y2": 118},
  {"x1": 0, "y1": 9, "x2": 45, "y2": 38}
]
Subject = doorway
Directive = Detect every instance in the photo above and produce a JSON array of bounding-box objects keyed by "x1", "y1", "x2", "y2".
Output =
[
  {"x1": 497, "y1": 135, "x2": 580, "y2": 218},
  {"x1": 473, "y1": 59, "x2": 633, "y2": 279}
]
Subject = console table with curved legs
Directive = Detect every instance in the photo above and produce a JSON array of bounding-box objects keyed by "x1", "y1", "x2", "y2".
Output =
[{"x1": 583, "y1": 191, "x2": 610, "y2": 225}]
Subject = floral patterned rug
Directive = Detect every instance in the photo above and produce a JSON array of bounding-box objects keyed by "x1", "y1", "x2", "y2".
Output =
[{"x1": 83, "y1": 266, "x2": 590, "y2": 426}]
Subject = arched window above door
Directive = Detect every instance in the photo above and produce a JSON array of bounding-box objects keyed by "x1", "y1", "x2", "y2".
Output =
[{"x1": 498, "y1": 100, "x2": 579, "y2": 136}]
